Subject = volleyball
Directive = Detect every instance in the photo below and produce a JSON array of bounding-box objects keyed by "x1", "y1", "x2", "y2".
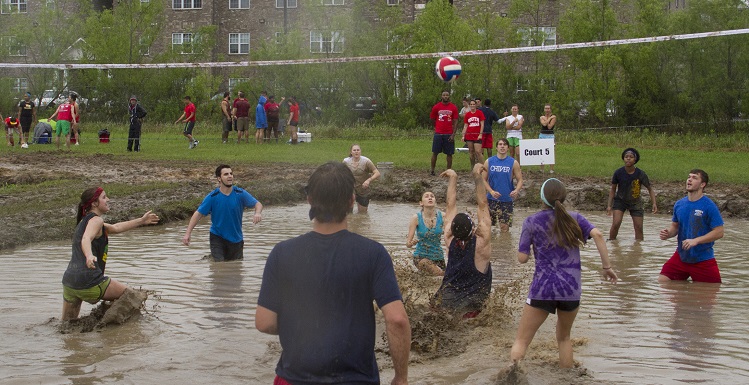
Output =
[{"x1": 435, "y1": 56, "x2": 462, "y2": 82}]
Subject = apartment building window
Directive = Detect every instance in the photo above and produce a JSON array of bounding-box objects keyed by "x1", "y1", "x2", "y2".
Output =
[
  {"x1": 1, "y1": 0, "x2": 28, "y2": 14},
  {"x1": 173, "y1": 0, "x2": 201, "y2": 9},
  {"x1": 172, "y1": 33, "x2": 194, "y2": 54},
  {"x1": 229, "y1": 78, "x2": 249, "y2": 91},
  {"x1": 275, "y1": 32, "x2": 283, "y2": 44},
  {"x1": 229, "y1": 33, "x2": 250, "y2": 54},
  {"x1": 518, "y1": 26, "x2": 556, "y2": 47},
  {"x1": 13, "y1": 77, "x2": 28, "y2": 93},
  {"x1": 386, "y1": 0, "x2": 398, "y2": 5},
  {"x1": 230, "y1": 0, "x2": 249, "y2": 9},
  {"x1": 276, "y1": 0, "x2": 297, "y2": 8},
  {"x1": 322, "y1": 0, "x2": 343, "y2": 5},
  {"x1": 3, "y1": 36, "x2": 26, "y2": 56},
  {"x1": 310, "y1": 31, "x2": 343, "y2": 53}
]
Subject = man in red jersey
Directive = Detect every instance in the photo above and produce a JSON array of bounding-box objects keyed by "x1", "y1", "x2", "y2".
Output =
[
  {"x1": 429, "y1": 91, "x2": 460, "y2": 176},
  {"x1": 175, "y1": 96, "x2": 198, "y2": 149}
]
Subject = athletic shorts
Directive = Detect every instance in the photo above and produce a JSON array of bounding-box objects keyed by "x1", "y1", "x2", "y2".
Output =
[
  {"x1": 489, "y1": 200, "x2": 513, "y2": 227},
  {"x1": 481, "y1": 133, "x2": 494, "y2": 149},
  {"x1": 289, "y1": 121, "x2": 298, "y2": 127},
  {"x1": 222, "y1": 117, "x2": 232, "y2": 132},
  {"x1": 539, "y1": 133, "x2": 555, "y2": 141},
  {"x1": 432, "y1": 134, "x2": 455, "y2": 155},
  {"x1": 274, "y1": 376, "x2": 292, "y2": 385},
  {"x1": 355, "y1": 193, "x2": 370, "y2": 208},
  {"x1": 236, "y1": 117, "x2": 249, "y2": 131},
  {"x1": 209, "y1": 232, "x2": 244, "y2": 261},
  {"x1": 267, "y1": 119, "x2": 279, "y2": 132},
  {"x1": 56, "y1": 120, "x2": 71, "y2": 136},
  {"x1": 507, "y1": 137, "x2": 520, "y2": 147},
  {"x1": 660, "y1": 251, "x2": 721, "y2": 283},
  {"x1": 612, "y1": 198, "x2": 645, "y2": 217},
  {"x1": 183, "y1": 121, "x2": 195, "y2": 135},
  {"x1": 527, "y1": 298, "x2": 580, "y2": 314},
  {"x1": 256, "y1": 125, "x2": 266, "y2": 131},
  {"x1": 20, "y1": 117, "x2": 32, "y2": 133},
  {"x1": 63, "y1": 277, "x2": 111, "y2": 304},
  {"x1": 413, "y1": 256, "x2": 446, "y2": 270}
]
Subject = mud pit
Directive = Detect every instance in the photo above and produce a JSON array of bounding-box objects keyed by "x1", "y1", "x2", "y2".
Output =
[{"x1": 2, "y1": 152, "x2": 748, "y2": 251}]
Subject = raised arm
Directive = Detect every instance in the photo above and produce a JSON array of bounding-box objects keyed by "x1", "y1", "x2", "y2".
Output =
[
  {"x1": 472, "y1": 163, "x2": 490, "y2": 231},
  {"x1": 105, "y1": 210, "x2": 159, "y2": 235},
  {"x1": 441, "y1": 169, "x2": 458, "y2": 240}
]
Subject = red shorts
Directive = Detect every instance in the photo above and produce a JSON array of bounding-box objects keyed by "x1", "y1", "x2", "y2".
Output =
[
  {"x1": 660, "y1": 251, "x2": 721, "y2": 283},
  {"x1": 274, "y1": 376, "x2": 292, "y2": 385},
  {"x1": 481, "y1": 133, "x2": 493, "y2": 149}
]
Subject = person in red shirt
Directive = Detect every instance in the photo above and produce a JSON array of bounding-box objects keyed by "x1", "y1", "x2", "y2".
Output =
[
  {"x1": 264, "y1": 95, "x2": 283, "y2": 143},
  {"x1": 49, "y1": 99, "x2": 77, "y2": 150},
  {"x1": 5, "y1": 116, "x2": 20, "y2": 147},
  {"x1": 286, "y1": 96, "x2": 300, "y2": 145},
  {"x1": 462, "y1": 99, "x2": 486, "y2": 166},
  {"x1": 175, "y1": 96, "x2": 198, "y2": 149},
  {"x1": 429, "y1": 91, "x2": 460, "y2": 176},
  {"x1": 232, "y1": 91, "x2": 251, "y2": 144}
]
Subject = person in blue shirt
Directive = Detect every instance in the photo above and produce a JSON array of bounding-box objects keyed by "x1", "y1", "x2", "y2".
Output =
[
  {"x1": 182, "y1": 165, "x2": 263, "y2": 261},
  {"x1": 255, "y1": 92, "x2": 268, "y2": 144},
  {"x1": 659, "y1": 169, "x2": 724, "y2": 283}
]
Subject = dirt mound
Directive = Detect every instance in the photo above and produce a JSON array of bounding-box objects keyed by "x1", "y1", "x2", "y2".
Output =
[{"x1": 59, "y1": 288, "x2": 149, "y2": 333}]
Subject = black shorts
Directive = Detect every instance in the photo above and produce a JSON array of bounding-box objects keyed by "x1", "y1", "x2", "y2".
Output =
[
  {"x1": 432, "y1": 134, "x2": 455, "y2": 155},
  {"x1": 355, "y1": 193, "x2": 370, "y2": 207},
  {"x1": 209, "y1": 232, "x2": 244, "y2": 261},
  {"x1": 183, "y1": 121, "x2": 196, "y2": 135},
  {"x1": 20, "y1": 117, "x2": 32, "y2": 133},
  {"x1": 489, "y1": 200, "x2": 513, "y2": 226},
  {"x1": 527, "y1": 298, "x2": 580, "y2": 314},
  {"x1": 612, "y1": 198, "x2": 644, "y2": 217}
]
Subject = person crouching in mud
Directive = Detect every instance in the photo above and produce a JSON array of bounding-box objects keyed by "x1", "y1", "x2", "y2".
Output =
[
  {"x1": 431, "y1": 164, "x2": 493, "y2": 318},
  {"x1": 61, "y1": 187, "x2": 159, "y2": 321}
]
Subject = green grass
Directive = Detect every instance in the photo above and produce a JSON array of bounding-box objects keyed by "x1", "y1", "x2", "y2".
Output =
[{"x1": 6, "y1": 122, "x2": 749, "y2": 185}]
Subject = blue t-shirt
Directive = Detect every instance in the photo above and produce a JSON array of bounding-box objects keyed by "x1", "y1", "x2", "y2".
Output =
[
  {"x1": 672, "y1": 195, "x2": 724, "y2": 263},
  {"x1": 518, "y1": 209, "x2": 595, "y2": 301},
  {"x1": 414, "y1": 211, "x2": 444, "y2": 261},
  {"x1": 197, "y1": 186, "x2": 258, "y2": 243},
  {"x1": 257, "y1": 230, "x2": 403, "y2": 385},
  {"x1": 486, "y1": 155, "x2": 515, "y2": 203}
]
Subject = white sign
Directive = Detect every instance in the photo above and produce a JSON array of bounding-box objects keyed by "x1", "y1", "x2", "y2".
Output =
[{"x1": 519, "y1": 139, "x2": 555, "y2": 166}]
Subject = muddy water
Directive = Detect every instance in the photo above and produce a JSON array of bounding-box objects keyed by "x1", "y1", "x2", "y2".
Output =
[{"x1": 1, "y1": 203, "x2": 747, "y2": 384}]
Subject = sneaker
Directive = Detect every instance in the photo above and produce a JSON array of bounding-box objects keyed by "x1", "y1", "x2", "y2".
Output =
[
  {"x1": 193, "y1": 140, "x2": 199, "y2": 148},
  {"x1": 188, "y1": 141, "x2": 194, "y2": 149},
  {"x1": 430, "y1": 170, "x2": 436, "y2": 176},
  {"x1": 75, "y1": 142, "x2": 80, "y2": 146},
  {"x1": 549, "y1": 170, "x2": 555, "y2": 174},
  {"x1": 222, "y1": 140, "x2": 227, "y2": 144}
]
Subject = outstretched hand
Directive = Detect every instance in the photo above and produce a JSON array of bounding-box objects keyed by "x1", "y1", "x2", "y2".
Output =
[
  {"x1": 141, "y1": 210, "x2": 160, "y2": 225},
  {"x1": 440, "y1": 169, "x2": 457, "y2": 178}
]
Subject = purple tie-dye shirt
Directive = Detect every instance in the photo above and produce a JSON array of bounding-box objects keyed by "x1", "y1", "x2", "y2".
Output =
[{"x1": 518, "y1": 209, "x2": 595, "y2": 301}]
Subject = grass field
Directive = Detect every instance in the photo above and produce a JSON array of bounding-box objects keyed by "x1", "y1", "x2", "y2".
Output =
[{"x1": 6, "y1": 121, "x2": 749, "y2": 185}]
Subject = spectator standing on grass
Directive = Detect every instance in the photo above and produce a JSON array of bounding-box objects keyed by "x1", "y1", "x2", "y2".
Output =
[
  {"x1": 286, "y1": 96, "x2": 300, "y2": 144},
  {"x1": 461, "y1": 99, "x2": 486, "y2": 167},
  {"x1": 505, "y1": 104, "x2": 523, "y2": 159},
  {"x1": 5, "y1": 115, "x2": 20, "y2": 147},
  {"x1": 539, "y1": 104, "x2": 557, "y2": 174},
  {"x1": 264, "y1": 95, "x2": 283, "y2": 143},
  {"x1": 255, "y1": 91, "x2": 268, "y2": 144},
  {"x1": 220, "y1": 92, "x2": 232, "y2": 144},
  {"x1": 256, "y1": 162, "x2": 410, "y2": 385},
  {"x1": 49, "y1": 97, "x2": 77, "y2": 150},
  {"x1": 429, "y1": 91, "x2": 459, "y2": 176},
  {"x1": 17, "y1": 92, "x2": 36, "y2": 146},
  {"x1": 175, "y1": 96, "x2": 198, "y2": 149},
  {"x1": 127, "y1": 96, "x2": 147, "y2": 152},
  {"x1": 607, "y1": 148, "x2": 657, "y2": 241},
  {"x1": 182, "y1": 164, "x2": 263, "y2": 261},
  {"x1": 478, "y1": 99, "x2": 505, "y2": 159},
  {"x1": 232, "y1": 91, "x2": 251, "y2": 144}
]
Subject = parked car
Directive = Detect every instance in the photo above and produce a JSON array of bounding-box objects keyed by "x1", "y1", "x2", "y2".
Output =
[
  {"x1": 35, "y1": 90, "x2": 88, "y2": 110},
  {"x1": 351, "y1": 96, "x2": 378, "y2": 119}
]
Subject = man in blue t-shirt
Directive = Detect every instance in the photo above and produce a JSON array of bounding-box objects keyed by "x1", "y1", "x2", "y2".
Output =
[
  {"x1": 659, "y1": 169, "x2": 724, "y2": 283},
  {"x1": 182, "y1": 164, "x2": 263, "y2": 261},
  {"x1": 256, "y1": 162, "x2": 410, "y2": 385},
  {"x1": 483, "y1": 138, "x2": 524, "y2": 232}
]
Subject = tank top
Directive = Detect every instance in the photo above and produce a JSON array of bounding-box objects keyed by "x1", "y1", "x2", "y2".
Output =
[
  {"x1": 436, "y1": 236, "x2": 492, "y2": 311},
  {"x1": 414, "y1": 211, "x2": 444, "y2": 261},
  {"x1": 540, "y1": 118, "x2": 553, "y2": 135},
  {"x1": 486, "y1": 155, "x2": 515, "y2": 203},
  {"x1": 62, "y1": 213, "x2": 109, "y2": 290},
  {"x1": 57, "y1": 103, "x2": 73, "y2": 122}
]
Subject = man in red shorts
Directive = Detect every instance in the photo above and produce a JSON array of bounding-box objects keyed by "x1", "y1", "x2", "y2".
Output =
[{"x1": 658, "y1": 169, "x2": 724, "y2": 283}]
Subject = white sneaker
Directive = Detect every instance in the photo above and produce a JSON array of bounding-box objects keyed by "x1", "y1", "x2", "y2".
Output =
[
  {"x1": 75, "y1": 142, "x2": 80, "y2": 146},
  {"x1": 188, "y1": 141, "x2": 194, "y2": 149},
  {"x1": 193, "y1": 140, "x2": 199, "y2": 148}
]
